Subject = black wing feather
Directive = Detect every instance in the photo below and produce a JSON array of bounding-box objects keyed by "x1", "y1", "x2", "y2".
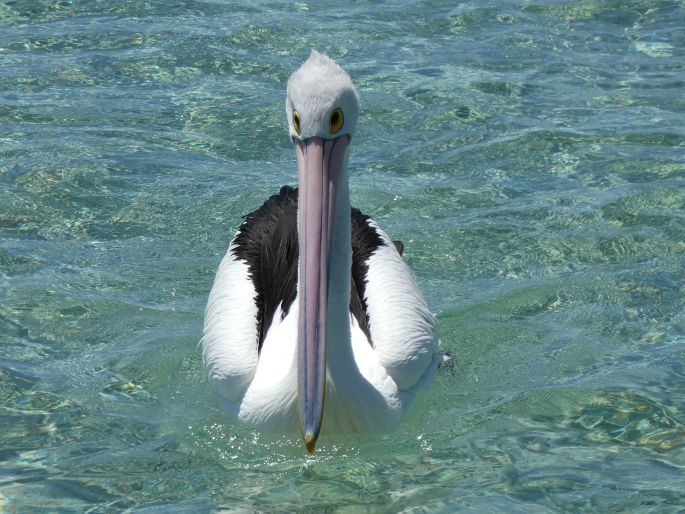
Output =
[{"x1": 232, "y1": 186, "x2": 298, "y2": 352}]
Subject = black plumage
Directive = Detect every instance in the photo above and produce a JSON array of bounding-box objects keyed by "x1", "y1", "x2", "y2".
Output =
[{"x1": 231, "y1": 185, "x2": 390, "y2": 352}]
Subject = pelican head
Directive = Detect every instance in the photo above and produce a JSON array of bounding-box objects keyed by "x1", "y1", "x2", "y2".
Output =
[
  {"x1": 286, "y1": 50, "x2": 360, "y2": 141},
  {"x1": 286, "y1": 51, "x2": 360, "y2": 453}
]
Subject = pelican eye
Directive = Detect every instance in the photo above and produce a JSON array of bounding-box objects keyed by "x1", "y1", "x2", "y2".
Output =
[
  {"x1": 329, "y1": 107, "x2": 344, "y2": 134},
  {"x1": 292, "y1": 110, "x2": 301, "y2": 135}
]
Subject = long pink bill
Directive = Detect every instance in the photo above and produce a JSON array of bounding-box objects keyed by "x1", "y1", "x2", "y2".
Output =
[{"x1": 295, "y1": 135, "x2": 349, "y2": 454}]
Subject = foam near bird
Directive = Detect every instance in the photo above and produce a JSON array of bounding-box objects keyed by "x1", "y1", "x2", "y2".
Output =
[{"x1": 202, "y1": 51, "x2": 440, "y2": 453}]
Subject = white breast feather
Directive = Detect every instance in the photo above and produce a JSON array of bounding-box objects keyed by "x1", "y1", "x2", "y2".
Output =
[{"x1": 236, "y1": 304, "x2": 298, "y2": 431}]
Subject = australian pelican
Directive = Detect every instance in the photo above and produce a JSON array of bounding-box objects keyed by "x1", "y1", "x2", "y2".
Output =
[{"x1": 203, "y1": 51, "x2": 440, "y2": 453}]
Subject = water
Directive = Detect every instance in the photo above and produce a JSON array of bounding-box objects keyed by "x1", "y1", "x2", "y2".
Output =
[{"x1": 1, "y1": 0, "x2": 684, "y2": 511}]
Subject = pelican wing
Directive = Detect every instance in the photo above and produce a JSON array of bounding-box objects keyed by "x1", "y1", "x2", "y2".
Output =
[
  {"x1": 203, "y1": 187, "x2": 298, "y2": 403},
  {"x1": 358, "y1": 218, "x2": 439, "y2": 392}
]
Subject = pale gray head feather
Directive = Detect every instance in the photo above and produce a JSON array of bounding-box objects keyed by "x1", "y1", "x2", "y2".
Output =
[{"x1": 286, "y1": 50, "x2": 360, "y2": 140}]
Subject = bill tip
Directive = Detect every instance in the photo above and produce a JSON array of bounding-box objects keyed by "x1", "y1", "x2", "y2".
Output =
[{"x1": 304, "y1": 432, "x2": 317, "y2": 454}]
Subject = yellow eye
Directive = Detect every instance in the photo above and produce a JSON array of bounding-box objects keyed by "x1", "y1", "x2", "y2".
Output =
[
  {"x1": 329, "y1": 107, "x2": 344, "y2": 134},
  {"x1": 292, "y1": 110, "x2": 301, "y2": 135}
]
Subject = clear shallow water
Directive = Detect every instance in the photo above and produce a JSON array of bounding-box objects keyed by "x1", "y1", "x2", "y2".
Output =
[{"x1": 1, "y1": 0, "x2": 684, "y2": 511}]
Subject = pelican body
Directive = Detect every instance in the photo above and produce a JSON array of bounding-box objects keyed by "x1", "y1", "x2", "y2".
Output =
[{"x1": 203, "y1": 51, "x2": 439, "y2": 453}]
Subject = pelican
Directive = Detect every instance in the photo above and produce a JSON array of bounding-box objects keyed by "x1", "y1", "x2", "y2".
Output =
[{"x1": 203, "y1": 51, "x2": 440, "y2": 453}]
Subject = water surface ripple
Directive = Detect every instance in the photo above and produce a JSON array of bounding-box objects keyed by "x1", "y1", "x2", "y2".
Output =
[{"x1": 1, "y1": 0, "x2": 684, "y2": 511}]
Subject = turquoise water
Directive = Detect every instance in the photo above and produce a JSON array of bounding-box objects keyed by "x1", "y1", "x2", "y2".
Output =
[{"x1": 1, "y1": 0, "x2": 684, "y2": 511}]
